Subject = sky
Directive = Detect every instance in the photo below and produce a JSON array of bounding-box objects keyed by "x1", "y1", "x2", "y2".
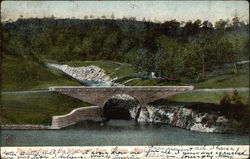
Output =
[{"x1": 1, "y1": 1, "x2": 249, "y2": 23}]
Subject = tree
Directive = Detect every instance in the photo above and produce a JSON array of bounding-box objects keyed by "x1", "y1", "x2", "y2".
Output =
[
  {"x1": 161, "y1": 20, "x2": 181, "y2": 37},
  {"x1": 134, "y1": 48, "x2": 155, "y2": 77},
  {"x1": 215, "y1": 19, "x2": 229, "y2": 29},
  {"x1": 155, "y1": 35, "x2": 186, "y2": 79},
  {"x1": 201, "y1": 20, "x2": 213, "y2": 30},
  {"x1": 193, "y1": 33, "x2": 215, "y2": 80},
  {"x1": 101, "y1": 15, "x2": 106, "y2": 19},
  {"x1": 231, "y1": 17, "x2": 240, "y2": 27},
  {"x1": 226, "y1": 34, "x2": 245, "y2": 74},
  {"x1": 102, "y1": 32, "x2": 119, "y2": 60},
  {"x1": 80, "y1": 37, "x2": 94, "y2": 59},
  {"x1": 128, "y1": 17, "x2": 136, "y2": 21},
  {"x1": 111, "y1": 13, "x2": 115, "y2": 19},
  {"x1": 84, "y1": 15, "x2": 89, "y2": 19}
]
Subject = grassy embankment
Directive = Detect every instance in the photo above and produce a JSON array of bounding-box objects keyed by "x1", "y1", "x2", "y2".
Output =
[
  {"x1": 1, "y1": 92, "x2": 91, "y2": 125},
  {"x1": 44, "y1": 58, "x2": 249, "y2": 88},
  {"x1": 1, "y1": 56, "x2": 89, "y2": 125},
  {"x1": 169, "y1": 64, "x2": 249, "y2": 104},
  {"x1": 63, "y1": 60, "x2": 249, "y2": 88},
  {"x1": 62, "y1": 60, "x2": 187, "y2": 86},
  {"x1": 54, "y1": 59, "x2": 249, "y2": 104},
  {"x1": 166, "y1": 91, "x2": 249, "y2": 105},
  {"x1": 1, "y1": 55, "x2": 83, "y2": 92},
  {"x1": 195, "y1": 64, "x2": 249, "y2": 88},
  {"x1": 64, "y1": 60, "x2": 249, "y2": 110}
]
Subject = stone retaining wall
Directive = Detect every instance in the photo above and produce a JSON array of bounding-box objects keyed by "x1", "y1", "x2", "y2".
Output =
[{"x1": 51, "y1": 106, "x2": 102, "y2": 129}]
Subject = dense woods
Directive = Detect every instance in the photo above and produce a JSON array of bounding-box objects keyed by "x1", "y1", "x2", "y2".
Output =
[{"x1": 1, "y1": 17, "x2": 249, "y2": 83}]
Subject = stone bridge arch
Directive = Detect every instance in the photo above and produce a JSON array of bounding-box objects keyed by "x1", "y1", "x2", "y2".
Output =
[
  {"x1": 102, "y1": 94, "x2": 142, "y2": 120},
  {"x1": 49, "y1": 86, "x2": 194, "y2": 129},
  {"x1": 49, "y1": 86, "x2": 194, "y2": 106},
  {"x1": 102, "y1": 93, "x2": 143, "y2": 108}
]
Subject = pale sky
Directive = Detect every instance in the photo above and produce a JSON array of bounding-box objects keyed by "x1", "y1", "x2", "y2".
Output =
[{"x1": 1, "y1": 1, "x2": 249, "y2": 23}]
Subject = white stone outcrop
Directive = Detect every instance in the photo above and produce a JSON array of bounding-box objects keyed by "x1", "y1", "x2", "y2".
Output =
[
  {"x1": 47, "y1": 63, "x2": 122, "y2": 86},
  {"x1": 106, "y1": 94, "x2": 243, "y2": 133},
  {"x1": 134, "y1": 105, "x2": 245, "y2": 133}
]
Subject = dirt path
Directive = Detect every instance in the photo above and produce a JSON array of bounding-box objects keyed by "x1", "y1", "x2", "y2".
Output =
[
  {"x1": 193, "y1": 88, "x2": 249, "y2": 92},
  {"x1": 1, "y1": 90, "x2": 49, "y2": 94}
]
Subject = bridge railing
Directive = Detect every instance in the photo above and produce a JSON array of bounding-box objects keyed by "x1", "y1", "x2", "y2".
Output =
[{"x1": 49, "y1": 86, "x2": 194, "y2": 92}]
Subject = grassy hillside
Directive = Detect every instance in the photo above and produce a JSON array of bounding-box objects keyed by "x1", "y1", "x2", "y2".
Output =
[
  {"x1": 166, "y1": 91, "x2": 249, "y2": 105},
  {"x1": 2, "y1": 18, "x2": 248, "y2": 85},
  {"x1": 1, "y1": 55, "x2": 83, "y2": 91},
  {"x1": 1, "y1": 92, "x2": 91, "y2": 124},
  {"x1": 51, "y1": 60, "x2": 249, "y2": 87},
  {"x1": 2, "y1": 54, "x2": 247, "y2": 90},
  {"x1": 62, "y1": 60, "x2": 185, "y2": 86},
  {"x1": 195, "y1": 74, "x2": 249, "y2": 88},
  {"x1": 124, "y1": 78, "x2": 187, "y2": 86},
  {"x1": 195, "y1": 64, "x2": 249, "y2": 88}
]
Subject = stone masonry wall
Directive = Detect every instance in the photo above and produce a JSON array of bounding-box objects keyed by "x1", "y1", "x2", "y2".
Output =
[
  {"x1": 49, "y1": 86, "x2": 194, "y2": 105},
  {"x1": 51, "y1": 106, "x2": 102, "y2": 129}
]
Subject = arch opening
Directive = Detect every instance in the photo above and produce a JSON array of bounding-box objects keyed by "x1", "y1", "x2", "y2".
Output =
[{"x1": 103, "y1": 94, "x2": 142, "y2": 120}]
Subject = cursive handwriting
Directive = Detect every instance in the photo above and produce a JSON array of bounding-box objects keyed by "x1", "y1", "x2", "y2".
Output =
[{"x1": 1, "y1": 145, "x2": 249, "y2": 159}]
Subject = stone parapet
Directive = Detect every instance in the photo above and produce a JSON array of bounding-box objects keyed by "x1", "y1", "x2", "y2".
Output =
[{"x1": 49, "y1": 86, "x2": 194, "y2": 91}]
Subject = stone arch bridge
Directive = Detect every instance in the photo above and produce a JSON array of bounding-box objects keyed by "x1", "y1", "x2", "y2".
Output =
[
  {"x1": 49, "y1": 86, "x2": 193, "y2": 106},
  {"x1": 49, "y1": 86, "x2": 194, "y2": 129}
]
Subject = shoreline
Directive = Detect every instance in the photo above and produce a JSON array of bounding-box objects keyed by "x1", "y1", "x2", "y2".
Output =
[
  {"x1": 1, "y1": 125, "x2": 51, "y2": 130},
  {"x1": 1, "y1": 122, "x2": 249, "y2": 134}
]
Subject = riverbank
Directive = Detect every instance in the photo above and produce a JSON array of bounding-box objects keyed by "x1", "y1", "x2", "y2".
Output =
[
  {"x1": 1, "y1": 125, "x2": 50, "y2": 129},
  {"x1": 2, "y1": 102, "x2": 249, "y2": 133},
  {"x1": 2, "y1": 98, "x2": 249, "y2": 134}
]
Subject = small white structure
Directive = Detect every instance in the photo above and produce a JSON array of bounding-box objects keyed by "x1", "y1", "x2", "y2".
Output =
[{"x1": 151, "y1": 72, "x2": 157, "y2": 79}]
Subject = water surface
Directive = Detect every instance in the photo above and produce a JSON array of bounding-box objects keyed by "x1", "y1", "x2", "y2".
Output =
[{"x1": 2, "y1": 120, "x2": 249, "y2": 146}]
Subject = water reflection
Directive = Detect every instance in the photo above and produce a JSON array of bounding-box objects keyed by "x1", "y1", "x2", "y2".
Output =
[{"x1": 2, "y1": 120, "x2": 249, "y2": 146}]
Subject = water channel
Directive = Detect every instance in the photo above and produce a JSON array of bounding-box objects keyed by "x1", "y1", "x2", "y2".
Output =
[{"x1": 2, "y1": 120, "x2": 249, "y2": 146}]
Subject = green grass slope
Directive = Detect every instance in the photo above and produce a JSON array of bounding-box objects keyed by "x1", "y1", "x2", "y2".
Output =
[
  {"x1": 47, "y1": 60, "x2": 249, "y2": 87},
  {"x1": 124, "y1": 78, "x2": 187, "y2": 86},
  {"x1": 166, "y1": 91, "x2": 249, "y2": 105},
  {"x1": 1, "y1": 55, "x2": 83, "y2": 91},
  {"x1": 196, "y1": 65, "x2": 249, "y2": 88},
  {"x1": 1, "y1": 92, "x2": 91, "y2": 124},
  {"x1": 195, "y1": 74, "x2": 249, "y2": 88}
]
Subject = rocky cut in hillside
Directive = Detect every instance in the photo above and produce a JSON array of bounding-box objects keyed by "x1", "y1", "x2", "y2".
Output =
[
  {"x1": 103, "y1": 94, "x2": 249, "y2": 133},
  {"x1": 46, "y1": 63, "x2": 122, "y2": 86},
  {"x1": 135, "y1": 104, "x2": 248, "y2": 133}
]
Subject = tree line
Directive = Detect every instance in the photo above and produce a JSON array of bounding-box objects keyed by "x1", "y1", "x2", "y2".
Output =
[{"x1": 1, "y1": 17, "x2": 249, "y2": 83}]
